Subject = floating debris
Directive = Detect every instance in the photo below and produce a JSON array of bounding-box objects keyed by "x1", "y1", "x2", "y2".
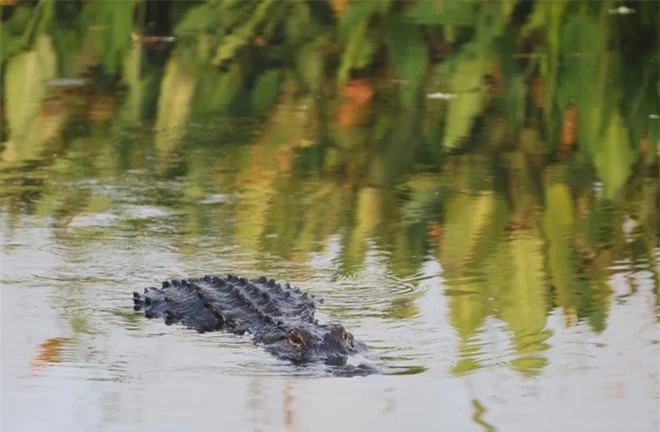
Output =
[
  {"x1": 45, "y1": 78, "x2": 88, "y2": 88},
  {"x1": 131, "y1": 32, "x2": 176, "y2": 44},
  {"x1": 608, "y1": 6, "x2": 635, "y2": 15},
  {"x1": 199, "y1": 194, "x2": 239, "y2": 205},
  {"x1": 426, "y1": 92, "x2": 459, "y2": 100}
]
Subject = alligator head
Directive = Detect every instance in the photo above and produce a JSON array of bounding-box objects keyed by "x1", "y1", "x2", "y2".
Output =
[{"x1": 256, "y1": 322, "x2": 368, "y2": 366}]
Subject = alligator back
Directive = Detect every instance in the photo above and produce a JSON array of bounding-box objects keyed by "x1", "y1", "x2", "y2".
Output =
[{"x1": 133, "y1": 275, "x2": 317, "y2": 334}]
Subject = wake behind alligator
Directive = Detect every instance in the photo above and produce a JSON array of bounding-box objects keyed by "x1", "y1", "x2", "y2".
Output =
[{"x1": 133, "y1": 274, "x2": 376, "y2": 376}]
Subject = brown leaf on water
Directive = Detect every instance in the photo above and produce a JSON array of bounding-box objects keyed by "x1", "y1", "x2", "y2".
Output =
[
  {"x1": 337, "y1": 101, "x2": 358, "y2": 128},
  {"x1": 87, "y1": 95, "x2": 117, "y2": 121},
  {"x1": 528, "y1": 74, "x2": 544, "y2": 108},
  {"x1": 427, "y1": 221, "x2": 442, "y2": 244},
  {"x1": 342, "y1": 79, "x2": 374, "y2": 104},
  {"x1": 485, "y1": 61, "x2": 502, "y2": 93},
  {"x1": 337, "y1": 79, "x2": 373, "y2": 128},
  {"x1": 329, "y1": 0, "x2": 348, "y2": 17},
  {"x1": 560, "y1": 103, "x2": 578, "y2": 151},
  {"x1": 640, "y1": 134, "x2": 648, "y2": 154},
  {"x1": 130, "y1": 32, "x2": 176, "y2": 45}
]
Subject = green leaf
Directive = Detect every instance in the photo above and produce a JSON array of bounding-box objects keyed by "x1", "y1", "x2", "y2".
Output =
[
  {"x1": 594, "y1": 111, "x2": 636, "y2": 199},
  {"x1": 82, "y1": 0, "x2": 138, "y2": 74},
  {"x1": 0, "y1": 23, "x2": 25, "y2": 69},
  {"x1": 251, "y1": 69, "x2": 281, "y2": 113},
  {"x1": 212, "y1": 0, "x2": 275, "y2": 67},
  {"x1": 474, "y1": 3, "x2": 507, "y2": 56},
  {"x1": 5, "y1": 5, "x2": 34, "y2": 34},
  {"x1": 648, "y1": 117, "x2": 659, "y2": 159},
  {"x1": 498, "y1": 29, "x2": 524, "y2": 130},
  {"x1": 387, "y1": 24, "x2": 428, "y2": 107},
  {"x1": 192, "y1": 66, "x2": 240, "y2": 115},
  {"x1": 559, "y1": 15, "x2": 606, "y2": 147},
  {"x1": 442, "y1": 50, "x2": 489, "y2": 149},
  {"x1": 174, "y1": 3, "x2": 222, "y2": 37},
  {"x1": 405, "y1": 1, "x2": 477, "y2": 25},
  {"x1": 338, "y1": 1, "x2": 380, "y2": 43},
  {"x1": 337, "y1": 21, "x2": 376, "y2": 86},
  {"x1": 296, "y1": 38, "x2": 326, "y2": 93}
]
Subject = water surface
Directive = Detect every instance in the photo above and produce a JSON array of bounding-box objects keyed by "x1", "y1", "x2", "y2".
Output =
[{"x1": 1, "y1": 1, "x2": 659, "y2": 431}]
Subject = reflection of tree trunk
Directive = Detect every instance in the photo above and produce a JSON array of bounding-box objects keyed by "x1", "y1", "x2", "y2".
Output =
[{"x1": 284, "y1": 382, "x2": 295, "y2": 432}]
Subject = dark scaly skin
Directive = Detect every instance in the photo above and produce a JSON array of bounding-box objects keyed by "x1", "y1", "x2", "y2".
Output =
[{"x1": 132, "y1": 275, "x2": 376, "y2": 376}]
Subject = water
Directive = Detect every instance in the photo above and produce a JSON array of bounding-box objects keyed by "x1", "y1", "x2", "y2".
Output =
[
  {"x1": 2, "y1": 1, "x2": 659, "y2": 430},
  {"x1": 1, "y1": 130, "x2": 657, "y2": 430}
]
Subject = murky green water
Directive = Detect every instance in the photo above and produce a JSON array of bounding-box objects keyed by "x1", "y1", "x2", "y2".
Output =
[{"x1": 1, "y1": 1, "x2": 659, "y2": 431}]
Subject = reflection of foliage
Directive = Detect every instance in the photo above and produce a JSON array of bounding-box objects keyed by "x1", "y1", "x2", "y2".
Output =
[
  {"x1": 29, "y1": 337, "x2": 72, "y2": 373},
  {"x1": 0, "y1": 0, "x2": 658, "y2": 380},
  {"x1": 384, "y1": 297, "x2": 418, "y2": 320}
]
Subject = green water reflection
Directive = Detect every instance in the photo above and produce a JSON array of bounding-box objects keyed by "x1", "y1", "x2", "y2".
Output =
[{"x1": 1, "y1": 0, "x2": 658, "y2": 382}]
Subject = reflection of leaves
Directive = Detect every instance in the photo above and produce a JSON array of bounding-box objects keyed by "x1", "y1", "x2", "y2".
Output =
[
  {"x1": 441, "y1": 51, "x2": 488, "y2": 149},
  {"x1": 119, "y1": 42, "x2": 143, "y2": 125},
  {"x1": 296, "y1": 37, "x2": 327, "y2": 93},
  {"x1": 501, "y1": 236, "x2": 546, "y2": 335},
  {"x1": 192, "y1": 66, "x2": 240, "y2": 115},
  {"x1": 471, "y1": 399, "x2": 496, "y2": 432},
  {"x1": 492, "y1": 233, "x2": 550, "y2": 377},
  {"x1": 448, "y1": 289, "x2": 489, "y2": 375},
  {"x1": 384, "y1": 297, "x2": 418, "y2": 320},
  {"x1": 594, "y1": 112, "x2": 635, "y2": 199},
  {"x1": 542, "y1": 181, "x2": 576, "y2": 314},
  {"x1": 440, "y1": 190, "x2": 495, "y2": 276},
  {"x1": 4, "y1": 35, "x2": 57, "y2": 140},
  {"x1": 343, "y1": 187, "x2": 381, "y2": 271},
  {"x1": 154, "y1": 51, "x2": 197, "y2": 156},
  {"x1": 401, "y1": 174, "x2": 447, "y2": 224}
]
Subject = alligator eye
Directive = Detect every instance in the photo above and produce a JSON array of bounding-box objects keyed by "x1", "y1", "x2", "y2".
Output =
[{"x1": 288, "y1": 329, "x2": 304, "y2": 347}]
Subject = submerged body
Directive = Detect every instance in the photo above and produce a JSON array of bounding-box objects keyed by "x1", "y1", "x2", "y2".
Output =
[{"x1": 132, "y1": 275, "x2": 375, "y2": 376}]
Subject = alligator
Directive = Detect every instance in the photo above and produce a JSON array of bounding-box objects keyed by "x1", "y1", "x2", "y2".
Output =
[{"x1": 132, "y1": 274, "x2": 376, "y2": 376}]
